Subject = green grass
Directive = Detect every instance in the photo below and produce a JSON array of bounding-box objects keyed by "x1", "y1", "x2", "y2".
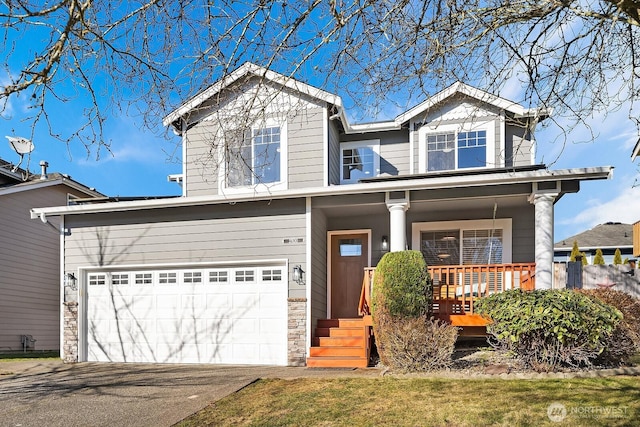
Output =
[
  {"x1": 177, "y1": 376, "x2": 639, "y2": 427},
  {"x1": 0, "y1": 351, "x2": 60, "y2": 361}
]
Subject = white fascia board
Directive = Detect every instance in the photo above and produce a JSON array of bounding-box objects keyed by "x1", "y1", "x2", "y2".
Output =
[
  {"x1": 344, "y1": 121, "x2": 402, "y2": 134},
  {"x1": 0, "y1": 177, "x2": 101, "y2": 197},
  {"x1": 163, "y1": 62, "x2": 342, "y2": 131},
  {"x1": 31, "y1": 166, "x2": 613, "y2": 218},
  {"x1": 632, "y1": 138, "x2": 640, "y2": 161},
  {"x1": 394, "y1": 82, "x2": 532, "y2": 125}
]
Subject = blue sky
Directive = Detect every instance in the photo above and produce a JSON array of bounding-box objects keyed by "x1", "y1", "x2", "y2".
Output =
[{"x1": 2, "y1": 66, "x2": 639, "y2": 242}]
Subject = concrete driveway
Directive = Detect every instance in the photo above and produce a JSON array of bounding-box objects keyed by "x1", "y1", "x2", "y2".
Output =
[{"x1": 0, "y1": 360, "x2": 377, "y2": 427}]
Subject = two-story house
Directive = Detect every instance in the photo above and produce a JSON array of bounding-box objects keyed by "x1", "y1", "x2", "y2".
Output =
[{"x1": 32, "y1": 63, "x2": 611, "y2": 367}]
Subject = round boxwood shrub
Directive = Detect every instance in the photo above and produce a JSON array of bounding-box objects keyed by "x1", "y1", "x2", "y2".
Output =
[
  {"x1": 371, "y1": 250, "x2": 431, "y2": 318},
  {"x1": 475, "y1": 289, "x2": 622, "y2": 371}
]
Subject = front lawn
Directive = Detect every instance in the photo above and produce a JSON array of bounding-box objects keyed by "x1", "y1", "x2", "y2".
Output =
[{"x1": 177, "y1": 376, "x2": 639, "y2": 426}]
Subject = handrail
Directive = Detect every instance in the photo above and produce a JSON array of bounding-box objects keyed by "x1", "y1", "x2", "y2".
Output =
[
  {"x1": 357, "y1": 263, "x2": 535, "y2": 317},
  {"x1": 358, "y1": 267, "x2": 376, "y2": 316},
  {"x1": 429, "y1": 263, "x2": 536, "y2": 315}
]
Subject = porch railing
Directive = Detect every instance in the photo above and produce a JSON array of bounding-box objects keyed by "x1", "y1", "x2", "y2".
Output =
[{"x1": 357, "y1": 263, "x2": 535, "y2": 317}]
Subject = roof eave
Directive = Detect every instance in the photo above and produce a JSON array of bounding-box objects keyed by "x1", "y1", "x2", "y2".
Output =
[{"x1": 31, "y1": 166, "x2": 613, "y2": 218}]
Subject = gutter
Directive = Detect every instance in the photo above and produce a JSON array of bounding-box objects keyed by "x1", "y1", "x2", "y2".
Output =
[{"x1": 31, "y1": 166, "x2": 613, "y2": 219}]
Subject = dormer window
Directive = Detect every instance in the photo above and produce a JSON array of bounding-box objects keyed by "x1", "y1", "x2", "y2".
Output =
[
  {"x1": 223, "y1": 119, "x2": 288, "y2": 192},
  {"x1": 418, "y1": 122, "x2": 495, "y2": 173},
  {"x1": 340, "y1": 140, "x2": 380, "y2": 184}
]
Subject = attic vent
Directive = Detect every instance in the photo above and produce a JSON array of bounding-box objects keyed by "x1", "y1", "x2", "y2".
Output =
[{"x1": 283, "y1": 238, "x2": 304, "y2": 244}]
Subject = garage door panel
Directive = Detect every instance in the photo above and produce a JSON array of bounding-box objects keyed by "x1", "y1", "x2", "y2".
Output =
[{"x1": 87, "y1": 264, "x2": 287, "y2": 365}]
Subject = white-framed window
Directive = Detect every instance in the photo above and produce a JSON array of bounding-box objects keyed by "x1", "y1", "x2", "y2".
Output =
[
  {"x1": 158, "y1": 272, "x2": 177, "y2": 284},
  {"x1": 88, "y1": 273, "x2": 106, "y2": 286},
  {"x1": 411, "y1": 219, "x2": 512, "y2": 265},
  {"x1": 111, "y1": 273, "x2": 129, "y2": 285},
  {"x1": 134, "y1": 272, "x2": 153, "y2": 285},
  {"x1": 234, "y1": 269, "x2": 256, "y2": 283},
  {"x1": 340, "y1": 140, "x2": 380, "y2": 184},
  {"x1": 208, "y1": 270, "x2": 229, "y2": 283},
  {"x1": 418, "y1": 122, "x2": 495, "y2": 173},
  {"x1": 261, "y1": 268, "x2": 283, "y2": 281},
  {"x1": 183, "y1": 271, "x2": 202, "y2": 284},
  {"x1": 223, "y1": 119, "x2": 288, "y2": 191}
]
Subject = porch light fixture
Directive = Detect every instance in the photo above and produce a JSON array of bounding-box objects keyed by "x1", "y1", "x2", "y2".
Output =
[
  {"x1": 293, "y1": 265, "x2": 305, "y2": 285},
  {"x1": 381, "y1": 235, "x2": 388, "y2": 251},
  {"x1": 64, "y1": 272, "x2": 77, "y2": 291}
]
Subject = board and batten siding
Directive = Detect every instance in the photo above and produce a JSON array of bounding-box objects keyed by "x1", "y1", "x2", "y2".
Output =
[
  {"x1": 288, "y1": 107, "x2": 326, "y2": 189},
  {"x1": 0, "y1": 185, "x2": 85, "y2": 351},
  {"x1": 310, "y1": 206, "x2": 328, "y2": 333},
  {"x1": 64, "y1": 199, "x2": 308, "y2": 297}
]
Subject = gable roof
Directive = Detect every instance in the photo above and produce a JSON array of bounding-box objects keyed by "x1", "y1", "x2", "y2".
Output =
[
  {"x1": 394, "y1": 82, "x2": 550, "y2": 125},
  {"x1": 163, "y1": 62, "x2": 343, "y2": 133},
  {"x1": 632, "y1": 138, "x2": 640, "y2": 161},
  {"x1": 554, "y1": 222, "x2": 633, "y2": 250},
  {"x1": 0, "y1": 158, "x2": 102, "y2": 198}
]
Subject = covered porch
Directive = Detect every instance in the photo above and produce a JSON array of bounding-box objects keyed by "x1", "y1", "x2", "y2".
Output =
[{"x1": 306, "y1": 262, "x2": 535, "y2": 367}]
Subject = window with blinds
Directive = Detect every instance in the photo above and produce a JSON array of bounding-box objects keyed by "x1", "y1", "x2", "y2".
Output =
[{"x1": 420, "y1": 229, "x2": 503, "y2": 265}]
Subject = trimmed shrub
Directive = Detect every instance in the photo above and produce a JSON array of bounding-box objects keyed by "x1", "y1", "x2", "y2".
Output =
[
  {"x1": 593, "y1": 248, "x2": 605, "y2": 265},
  {"x1": 578, "y1": 289, "x2": 640, "y2": 365},
  {"x1": 475, "y1": 289, "x2": 622, "y2": 371},
  {"x1": 372, "y1": 250, "x2": 437, "y2": 369},
  {"x1": 569, "y1": 240, "x2": 581, "y2": 262},
  {"x1": 581, "y1": 252, "x2": 588, "y2": 265},
  {"x1": 374, "y1": 315, "x2": 458, "y2": 372},
  {"x1": 372, "y1": 250, "x2": 431, "y2": 318},
  {"x1": 613, "y1": 248, "x2": 623, "y2": 265}
]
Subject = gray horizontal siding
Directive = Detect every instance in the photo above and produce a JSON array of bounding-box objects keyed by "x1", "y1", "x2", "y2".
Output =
[
  {"x1": 505, "y1": 123, "x2": 534, "y2": 167},
  {"x1": 288, "y1": 107, "x2": 325, "y2": 189},
  {"x1": 65, "y1": 199, "x2": 308, "y2": 296},
  {"x1": 0, "y1": 185, "x2": 88, "y2": 351},
  {"x1": 339, "y1": 129, "x2": 410, "y2": 179},
  {"x1": 184, "y1": 120, "x2": 221, "y2": 197}
]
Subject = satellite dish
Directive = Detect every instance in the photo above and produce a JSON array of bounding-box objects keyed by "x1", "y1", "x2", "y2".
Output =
[{"x1": 6, "y1": 136, "x2": 35, "y2": 172}]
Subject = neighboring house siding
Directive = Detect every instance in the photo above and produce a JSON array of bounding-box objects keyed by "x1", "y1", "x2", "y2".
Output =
[
  {"x1": 310, "y1": 207, "x2": 327, "y2": 333},
  {"x1": 340, "y1": 130, "x2": 410, "y2": 178},
  {"x1": 328, "y1": 119, "x2": 341, "y2": 185},
  {"x1": 64, "y1": 199, "x2": 307, "y2": 296},
  {"x1": 0, "y1": 186, "x2": 75, "y2": 351},
  {"x1": 288, "y1": 107, "x2": 325, "y2": 189}
]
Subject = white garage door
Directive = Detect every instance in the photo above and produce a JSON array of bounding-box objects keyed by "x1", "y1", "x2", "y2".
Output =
[{"x1": 85, "y1": 264, "x2": 288, "y2": 365}]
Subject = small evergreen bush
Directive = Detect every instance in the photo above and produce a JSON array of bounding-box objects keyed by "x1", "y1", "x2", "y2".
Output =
[
  {"x1": 593, "y1": 248, "x2": 605, "y2": 265},
  {"x1": 475, "y1": 289, "x2": 622, "y2": 371},
  {"x1": 569, "y1": 240, "x2": 581, "y2": 262},
  {"x1": 372, "y1": 250, "x2": 431, "y2": 318},
  {"x1": 613, "y1": 249, "x2": 623, "y2": 265}
]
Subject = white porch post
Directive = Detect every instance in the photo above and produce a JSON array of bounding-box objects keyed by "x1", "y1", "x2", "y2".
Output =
[
  {"x1": 387, "y1": 202, "x2": 409, "y2": 252},
  {"x1": 530, "y1": 192, "x2": 558, "y2": 289}
]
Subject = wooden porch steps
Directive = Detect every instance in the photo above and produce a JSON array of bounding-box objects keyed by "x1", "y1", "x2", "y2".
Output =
[{"x1": 307, "y1": 318, "x2": 371, "y2": 368}]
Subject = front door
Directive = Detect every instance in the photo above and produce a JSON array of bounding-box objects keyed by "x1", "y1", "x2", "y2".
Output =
[{"x1": 330, "y1": 232, "x2": 370, "y2": 318}]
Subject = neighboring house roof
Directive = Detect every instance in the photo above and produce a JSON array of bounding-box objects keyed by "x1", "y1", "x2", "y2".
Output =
[
  {"x1": 0, "y1": 158, "x2": 102, "y2": 198},
  {"x1": 554, "y1": 222, "x2": 633, "y2": 250},
  {"x1": 31, "y1": 166, "x2": 612, "y2": 218}
]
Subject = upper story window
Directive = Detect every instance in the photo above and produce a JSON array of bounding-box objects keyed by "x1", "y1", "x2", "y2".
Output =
[
  {"x1": 340, "y1": 140, "x2": 380, "y2": 184},
  {"x1": 419, "y1": 122, "x2": 494, "y2": 173},
  {"x1": 223, "y1": 119, "x2": 288, "y2": 191}
]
